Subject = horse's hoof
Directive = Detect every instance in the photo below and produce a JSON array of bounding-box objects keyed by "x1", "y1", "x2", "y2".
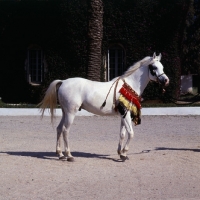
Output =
[
  {"x1": 67, "y1": 157, "x2": 75, "y2": 162},
  {"x1": 59, "y1": 156, "x2": 66, "y2": 160},
  {"x1": 120, "y1": 155, "x2": 129, "y2": 162}
]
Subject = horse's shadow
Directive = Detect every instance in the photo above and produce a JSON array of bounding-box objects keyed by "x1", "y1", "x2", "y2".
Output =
[
  {"x1": 2, "y1": 147, "x2": 198, "y2": 162},
  {"x1": 136, "y1": 147, "x2": 200, "y2": 154},
  {"x1": 0, "y1": 151, "x2": 124, "y2": 162},
  {"x1": 155, "y1": 147, "x2": 200, "y2": 152}
]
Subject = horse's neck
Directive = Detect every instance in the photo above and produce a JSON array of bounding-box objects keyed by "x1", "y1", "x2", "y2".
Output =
[{"x1": 123, "y1": 66, "x2": 149, "y2": 96}]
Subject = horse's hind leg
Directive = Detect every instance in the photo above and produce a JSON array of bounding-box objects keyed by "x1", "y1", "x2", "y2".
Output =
[
  {"x1": 56, "y1": 112, "x2": 65, "y2": 159},
  {"x1": 62, "y1": 112, "x2": 76, "y2": 162}
]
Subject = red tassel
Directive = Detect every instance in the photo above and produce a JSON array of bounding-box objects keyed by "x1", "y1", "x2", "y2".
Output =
[
  {"x1": 101, "y1": 100, "x2": 106, "y2": 108},
  {"x1": 119, "y1": 87, "x2": 141, "y2": 109}
]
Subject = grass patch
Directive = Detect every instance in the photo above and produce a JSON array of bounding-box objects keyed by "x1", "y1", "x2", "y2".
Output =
[
  {"x1": 142, "y1": 102, "x2": 200, "y2": 107},
  {"x1": 0, "y1": 95, "x2": 200, "y2": 108},
  {"x1": 0, "y1": 99, "x2": 37, "y2": 108}
]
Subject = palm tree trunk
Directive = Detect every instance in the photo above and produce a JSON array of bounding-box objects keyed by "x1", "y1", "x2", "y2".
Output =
[{"x1": 87, "y1": 0, "x2": 103, "y2": 81}]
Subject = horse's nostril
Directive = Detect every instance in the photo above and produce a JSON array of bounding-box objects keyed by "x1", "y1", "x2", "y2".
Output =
[{"x1": 165, "y1": 79, "x2": 169, "y2": 86}]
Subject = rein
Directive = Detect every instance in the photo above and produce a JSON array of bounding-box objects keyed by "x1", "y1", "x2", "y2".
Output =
[
  {"x1": 101, "y1": 59, "x2": 166, "y2": 110},
  {"x1": 100, "y1": 77, "x2": 121, "y2": 109}
]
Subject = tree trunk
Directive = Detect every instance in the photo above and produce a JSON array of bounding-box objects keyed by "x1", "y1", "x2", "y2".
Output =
[{"x1": 87, "y1": 0, "x2": 103, "y2": 81}]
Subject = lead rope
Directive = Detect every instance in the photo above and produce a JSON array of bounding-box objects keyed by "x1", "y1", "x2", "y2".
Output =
[
  {"x1": 113, "y1": 78, "x2": 124, "y2": 111},
  {"x1": 101, "y1": 77, "x2": 121, "y2": 109}
]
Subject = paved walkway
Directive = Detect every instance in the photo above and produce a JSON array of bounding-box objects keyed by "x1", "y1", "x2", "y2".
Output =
[
  {"x1": 1, "y1": 115, "x2": 200, "y2": 199},
  {"x1": 0, "y1": 107, "x2": 199, "y2": 116}
]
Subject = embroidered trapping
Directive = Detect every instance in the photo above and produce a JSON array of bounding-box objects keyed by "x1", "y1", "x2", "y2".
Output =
[
  {"x1": 118, "y1": 95, "x2": 138, "y2": 115},
  {"x1": 119, "y1": 87, "x2": 141, "y2": 110},
  {"x1": 118, "y1": 82, "x2": 141, "y2": 125}
]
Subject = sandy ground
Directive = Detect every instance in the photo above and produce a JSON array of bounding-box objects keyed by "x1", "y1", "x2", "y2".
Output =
[{"x1": 0, "y1": 115, "x2": 200, "y2": 200}]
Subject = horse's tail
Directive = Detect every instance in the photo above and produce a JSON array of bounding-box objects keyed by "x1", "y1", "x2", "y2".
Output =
[{"x1": 38, "y1": 80, "x2": 63, "y2": 123}]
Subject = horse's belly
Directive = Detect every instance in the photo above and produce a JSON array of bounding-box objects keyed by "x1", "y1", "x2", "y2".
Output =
[
  {"x1": 81, "y1": 90, "x2": 115, "y2": 115},
  {"x1": 82, "y1": 102, "x2": 117, "y2": 116}
]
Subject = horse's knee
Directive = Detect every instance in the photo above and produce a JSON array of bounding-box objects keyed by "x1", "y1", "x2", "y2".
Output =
[
  {"x1": 126, "y1": 130, "x2": 134, "y2": 139},
  {"x1": 120, "y1": 132, "x2": 126, "y2": 139}
]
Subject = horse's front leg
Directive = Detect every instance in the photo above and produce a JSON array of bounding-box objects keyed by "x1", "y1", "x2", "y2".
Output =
[
  {"x1": 117, "y1": 120, "x2": 126, "y2": 155},
  {"x1": 120, "y1": 111, "x2": 134, "y2": 161}
]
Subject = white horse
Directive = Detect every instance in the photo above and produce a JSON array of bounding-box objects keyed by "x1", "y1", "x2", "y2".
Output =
[{"x1": 39, "y1": 53, "x2": 169, "y2": 161}]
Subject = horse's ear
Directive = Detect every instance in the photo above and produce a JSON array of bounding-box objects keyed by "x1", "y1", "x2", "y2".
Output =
[
  {"x1": 158, "y1": 53, "x2": 162, "y2": 61},
  {"x1": 153, "y1": 52, "x2": 156, "y2": 59}
]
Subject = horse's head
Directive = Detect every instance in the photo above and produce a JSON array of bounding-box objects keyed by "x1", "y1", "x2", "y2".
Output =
[{"x1": 148, "y1": 52, "x2": 169, "y2": 86}]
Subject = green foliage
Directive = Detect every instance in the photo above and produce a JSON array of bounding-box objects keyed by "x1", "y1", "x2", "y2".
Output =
[
  {"x1": 182, "y1": 0, "x2": 200, "y2": 75},
  {"x1": 0, "y1": 0, "x2": 88, "y2": 103},
  {"x1": 0, "y1": 0, "x2": 193, "y2": 103},
  {"x1": 103, "y1": 0, "x2": 189, "y2": 100}
]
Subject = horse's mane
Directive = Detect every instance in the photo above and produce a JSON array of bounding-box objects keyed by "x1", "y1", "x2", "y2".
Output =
[{"x1": 121, "y1": 56, "x2": 152, "y2": 78}]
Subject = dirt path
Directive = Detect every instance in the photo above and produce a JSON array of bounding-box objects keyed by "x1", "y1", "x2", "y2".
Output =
[{"x1": 1, "y1": 115, "x2": 200, "y2": 200}]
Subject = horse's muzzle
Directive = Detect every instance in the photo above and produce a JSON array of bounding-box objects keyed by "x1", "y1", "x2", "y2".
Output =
[{"x1": 158, "y1": 75, "x2": 169, "y2": 87}]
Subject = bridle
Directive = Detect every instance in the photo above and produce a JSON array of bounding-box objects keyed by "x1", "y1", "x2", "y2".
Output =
[
  {"x1": 149, "y1": 64, "x2": 165, "y2": 84},
  {"x1": 148, "y1": 61, "x2": 199, "y2": 105}
]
